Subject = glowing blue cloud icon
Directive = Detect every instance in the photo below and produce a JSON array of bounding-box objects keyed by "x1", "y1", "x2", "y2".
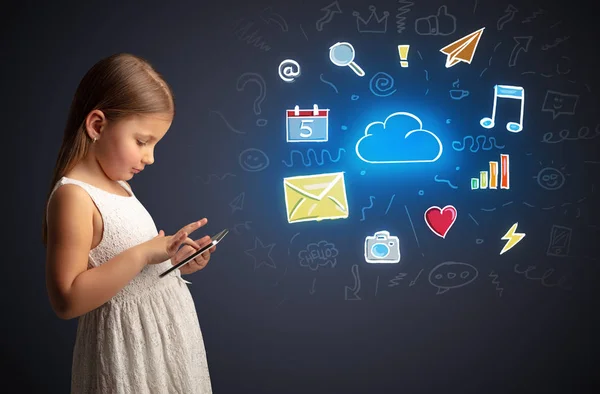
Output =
[{"x1": 355, "y1": 112, "x2": 443, "y2": 164}]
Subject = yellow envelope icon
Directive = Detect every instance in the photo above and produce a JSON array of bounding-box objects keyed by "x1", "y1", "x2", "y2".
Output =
[{"x1": 283, "y1": 172, "x2": 349, "y2": 223}]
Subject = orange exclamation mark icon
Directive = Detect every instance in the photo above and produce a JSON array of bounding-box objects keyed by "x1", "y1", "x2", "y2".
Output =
[{"x1": 398, "y1": 45, "x2": 409, "y2": 67}]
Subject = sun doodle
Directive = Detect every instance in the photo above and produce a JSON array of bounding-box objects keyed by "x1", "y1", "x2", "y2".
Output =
[{"x1": 533, "y1": 161, "x2": 571, "y2": 191}]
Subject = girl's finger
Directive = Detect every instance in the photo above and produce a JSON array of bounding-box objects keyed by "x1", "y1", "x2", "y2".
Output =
[
  {"x1": 180, "y1": 236, "x2": 201, "y2": 250},
  {"x1": 167, "y1": 232, "x2": 186, "y2": 254},
  {"x1": 170, "y1": 231, "x2": 194, "y2": 253},
  {"x1": 180, "y1": 218, "x2": 208, "y2": 238},
  {"x1": 194, "y1": 235, "x2": 212, "y2": 247}
]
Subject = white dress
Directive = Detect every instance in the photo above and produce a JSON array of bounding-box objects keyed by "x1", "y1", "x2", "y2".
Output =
[{"x1": 48, "y1": 177, "x2": 213, "y2": 394}]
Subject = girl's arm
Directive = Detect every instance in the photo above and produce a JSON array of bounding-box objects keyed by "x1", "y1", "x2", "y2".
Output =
[{"x1": 45, "y1": 185, "x2": 150, "y2": 320}]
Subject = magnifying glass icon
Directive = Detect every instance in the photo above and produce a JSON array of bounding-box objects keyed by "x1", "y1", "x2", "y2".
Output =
[{"x1": 329, "y1": 42, "x2": 365, "y2": 77}]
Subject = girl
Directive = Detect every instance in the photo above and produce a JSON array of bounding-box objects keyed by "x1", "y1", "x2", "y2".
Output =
[{"x1": 42, "y1": 53, "x2": 215, "y2": 393}]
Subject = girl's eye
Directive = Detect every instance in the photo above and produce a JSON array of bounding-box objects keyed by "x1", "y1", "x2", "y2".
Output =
[{"x1": 137, "y1": 140, "x2": 147, "y2": 146}]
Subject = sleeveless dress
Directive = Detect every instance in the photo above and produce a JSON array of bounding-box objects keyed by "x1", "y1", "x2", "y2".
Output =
[{"x1": 47, "y1": 176, "x2": 213, "y2": 394}]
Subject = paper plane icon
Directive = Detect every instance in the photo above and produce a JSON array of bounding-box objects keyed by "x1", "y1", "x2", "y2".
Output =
[
  {"x1": 440, "y1": 27, "x2": 485, "y2": 68},
  {"x1": 229, "y1": 192, "x2": 245, "y2": 213}
]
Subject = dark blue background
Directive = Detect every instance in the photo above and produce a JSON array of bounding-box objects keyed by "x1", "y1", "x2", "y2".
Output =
[{"x1": 3, "y1": 0, "x2": 599, "y2": 392}]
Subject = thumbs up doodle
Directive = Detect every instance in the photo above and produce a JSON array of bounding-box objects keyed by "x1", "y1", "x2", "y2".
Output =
[{"x1": 414, "y1": 5, "x2": 457, "y2": 36}]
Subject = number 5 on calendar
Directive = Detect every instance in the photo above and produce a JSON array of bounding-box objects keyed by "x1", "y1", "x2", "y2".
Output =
[{"x1": 286, "y1": 104, "x2": 329, "y2": 142}]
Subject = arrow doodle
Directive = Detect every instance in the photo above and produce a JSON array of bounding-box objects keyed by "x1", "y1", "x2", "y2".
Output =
[
  {"x1": 316, "y1": 1, "x2": 343, "y2": 31},
  {"x1": 344, "y1": 264, "x2": 362, "y2": 300},
  {"x1": 508, "y1": 36, "x2": 532, "y2": 67},
  {"x1": 497, "y1": 4, "x2": 518, "y2": 30}
]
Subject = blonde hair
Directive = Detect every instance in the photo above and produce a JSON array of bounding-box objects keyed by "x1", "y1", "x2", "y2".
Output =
[{"x1": 42, "y1": 53, "x2": 175, "y2": 245}]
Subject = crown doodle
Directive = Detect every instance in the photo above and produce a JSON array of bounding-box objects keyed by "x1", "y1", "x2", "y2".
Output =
[{"x1": 352, "y1": 5, "x2": 390, "y2": 33}]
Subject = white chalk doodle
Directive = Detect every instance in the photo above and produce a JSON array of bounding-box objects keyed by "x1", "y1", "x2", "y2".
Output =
[
  {"x1": 513, "y1": 264, "x2": 571, "y2": 290},
  {"x1": 298, "y1": 240, "x2": 339, "y2": 271},
  {"x1": 345, "y1": 264, "x2": 362, "y2": 300},
  {"x1": 489, "y1": 270, "x2": 504, "y2": 296},
  {"x1": 428, "y1": 261, "x2": 478, "y2": 295},
  {"x1": 244, "y1": 237, "x2": 276, "y2": 270}
]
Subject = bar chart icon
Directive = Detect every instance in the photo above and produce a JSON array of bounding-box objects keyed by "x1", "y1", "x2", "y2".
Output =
[{"x1": 471, "y1": 154, "x2": 510, "y2": 190}]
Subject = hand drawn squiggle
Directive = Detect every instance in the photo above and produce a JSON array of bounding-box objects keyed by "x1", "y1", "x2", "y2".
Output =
[
  {"x1": 452, "y1": 135, "x2": 505, "y2": 152},
  {"x1": 480, "y1": 197, "x2": 588, "y2": 212},
  {"x1": 209, "y1": 110, "x2": 244, "y2": 134},
  {"x1": 369, "y1": 72, "x2": 397, "y2": 97},
  {"x1": 434, "y1": 175, "x2": 458, "y2": 189},
  {"x1": 319, "y1": 73, "x2": 338, "y2": 93},
  {"x1": 396, "y1": 1, "x2": 414, "y2": 33},
  {"x1": 489, "y1": 270, "x2": 503, "y2": 296},
  {"x1": 541, "y1": 125, "x2": 600, "y2": 143},
  {"x1": 282, "y1": 148, "x2": 345, "y2": 167},
  {"x1": 201, "y1": 173, "x2": 236, "y2": 184},
  {"x1": 360, "y1": 196, "x2": 375, "y2": 222}
]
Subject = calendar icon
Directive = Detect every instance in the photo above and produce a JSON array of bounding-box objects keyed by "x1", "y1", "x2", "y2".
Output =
[{"x1": 286, "y1": 104, "x2": 329, "y2": 142}]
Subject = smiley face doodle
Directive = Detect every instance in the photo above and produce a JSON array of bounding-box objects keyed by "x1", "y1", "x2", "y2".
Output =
[
  {"x1": 238, "y1": 148, "x2": 270, "y2": 172},
  {"x1": 534, "y1": 165, "x2": 568, "y2": 190},
  {"x1": 428, "y1": 261, "x2": 479, "y2": 295}
]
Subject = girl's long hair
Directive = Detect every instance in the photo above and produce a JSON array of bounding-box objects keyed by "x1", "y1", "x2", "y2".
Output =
[{"x1": 42, "y1": 53, "x2": 175, "y2": 246}]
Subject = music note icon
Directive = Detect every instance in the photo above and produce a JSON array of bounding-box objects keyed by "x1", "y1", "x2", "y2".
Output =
[{"x1": 480, "y1": 85, "x2": 525, "y2": 133}]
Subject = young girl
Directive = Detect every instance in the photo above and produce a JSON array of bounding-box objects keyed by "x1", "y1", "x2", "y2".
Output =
[{"x1": 42, "y1": 53, "x2": 215, "y2": 393}]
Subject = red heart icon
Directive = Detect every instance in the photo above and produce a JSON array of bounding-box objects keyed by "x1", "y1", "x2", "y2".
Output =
[{"x1": 424, "y1": 205, "x2": 457, "y2": 238}]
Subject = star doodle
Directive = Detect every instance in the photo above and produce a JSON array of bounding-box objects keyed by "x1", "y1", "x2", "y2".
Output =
[{"x1": 244, "y1": 237, "x2": 276, "y2": 270}]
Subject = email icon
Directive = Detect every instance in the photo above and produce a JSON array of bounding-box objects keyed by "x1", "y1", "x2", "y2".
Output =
[{"x1": 283, "y1": 172, "x2": 349, "y2": 223}]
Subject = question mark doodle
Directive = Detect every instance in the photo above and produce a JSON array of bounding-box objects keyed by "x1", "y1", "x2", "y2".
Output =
[{"x1": 236, "y1": 72, "x2": 268, "y2": 126}]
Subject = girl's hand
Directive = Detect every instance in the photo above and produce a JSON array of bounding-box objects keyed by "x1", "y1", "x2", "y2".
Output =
[
  {"x1": 172, "y1": 234, "x2": 217, "y2": 275},
  {"x1": 145, "y1": 219, "x2": 207, "y2": 265}
]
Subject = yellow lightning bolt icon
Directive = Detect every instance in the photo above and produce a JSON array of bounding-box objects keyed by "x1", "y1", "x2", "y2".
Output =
[{"x1": 500, "y1": 222, "x2": 525, "y2": 255}]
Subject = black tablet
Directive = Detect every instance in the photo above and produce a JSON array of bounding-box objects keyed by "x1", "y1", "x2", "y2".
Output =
[{"x1": 159, "y1": 229, "x2": 228, "y2": 278}]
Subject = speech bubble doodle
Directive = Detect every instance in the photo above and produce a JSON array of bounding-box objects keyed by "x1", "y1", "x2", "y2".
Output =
[
  {"x1": 298, "y1": 240, "x2": 339, "y2": 271},
  {"x1": 541, "y1": 90, "x2": 579, "y2": 119},
  {"x1": 428, "y1": 261, "x2": 478, "y2": 294}
]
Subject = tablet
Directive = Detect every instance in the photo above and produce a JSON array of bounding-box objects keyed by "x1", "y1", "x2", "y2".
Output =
[{"x1": 159, "y1": 229, "x2": 229, "y2": 278}]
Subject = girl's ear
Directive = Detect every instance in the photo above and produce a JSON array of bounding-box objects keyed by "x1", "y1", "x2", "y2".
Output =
[{"x1": 85, "y1": 109, "x2": 107, "y2": 140}]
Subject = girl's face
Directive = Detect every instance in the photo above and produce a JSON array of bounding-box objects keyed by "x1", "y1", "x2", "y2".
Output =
[{"x1": 96, "y1": 114, "x2": 172, "y2": 181}]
